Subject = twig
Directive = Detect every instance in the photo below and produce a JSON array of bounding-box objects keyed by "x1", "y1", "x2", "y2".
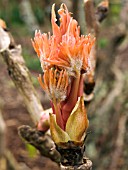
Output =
[
  {"x1": 18, "y1": 125, "x2": 61, "y2": 164},
  {"x1": 0, "y1": 23, "x2": 44, "y2": 124}
]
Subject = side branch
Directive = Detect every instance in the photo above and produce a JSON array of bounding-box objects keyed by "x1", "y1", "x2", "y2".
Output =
[
  {"x1": 83, "y1": 0, "x2": 109, "y2": 105},
  {"x1": 18, "y1": 125, "x2": 61, "y2": 164},
  {"x1": 84, "y1": 0, "x2": 99, "y2": 35},
  {"x1": 0, "y1": 23, "x2": 43, "y2": 124}
]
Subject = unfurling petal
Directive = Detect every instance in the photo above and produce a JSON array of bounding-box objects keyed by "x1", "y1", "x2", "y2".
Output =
[
  {"x1": 66, "y1": 96, "x2": 89, "y2": 143},
  {"x1": 50, "y1": 113, "x2": 70, "y2": 146}
]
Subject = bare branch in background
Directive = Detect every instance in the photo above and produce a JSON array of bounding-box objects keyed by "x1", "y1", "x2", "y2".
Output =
[
  {"x1": 83, "y1": 0, "x2": 97, "y2": 106},
  {"x1": 84, "y1": 0, "x2": 99, "y2": 36},
  {"x1": 84, "y1": 0, "x2": 109, "y2": 71},
  {"x1": 0, "y1": 22, "x2": 43, "y2": 124},
  {"x1": 19, "y1": 0, "x2": 40, "y2": 34},
  {"x1": 83, "y1": 0, "x2": 109, "y2": 105}
]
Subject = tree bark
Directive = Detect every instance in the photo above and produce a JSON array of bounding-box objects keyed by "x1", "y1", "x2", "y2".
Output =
[{"x1": 0, "y1": 24, "x2": 43, "y2": 124}]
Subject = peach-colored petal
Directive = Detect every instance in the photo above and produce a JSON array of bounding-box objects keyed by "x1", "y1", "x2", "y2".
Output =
[
  {"x1": 38, "y1": 74, "x2": 46, "y2": 90},
  {"x1": 51, "y1": 4, "x2": 61, "y2": 43},
  {"x1": 32, "y1": 4, "x2": 95, "y2": 74}
]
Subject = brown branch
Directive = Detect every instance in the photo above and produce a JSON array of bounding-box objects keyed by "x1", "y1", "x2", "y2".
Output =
[
  {"x1": 83, "y1": 0, "x2": 109, "y2": 105},
  {"x1": 83, "y1": 0, "x2": 98, "y2": 106},
  {"x1": 84, "y1": 0, "x2": 109, "y2": 73},
  {"x1": 84, "y1": 0, "x2": 99, "y2": 36},
  {"x1": 18, "y1": 125, "x2": 61, "y2": 164},
  {"x1": 0, "y1": 23, "x2": 44, "y2": 124}
]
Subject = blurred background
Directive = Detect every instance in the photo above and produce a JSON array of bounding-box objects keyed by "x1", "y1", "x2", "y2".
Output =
[{"x1": 0, "y1": 0, "x2": 128, "y2": 170}]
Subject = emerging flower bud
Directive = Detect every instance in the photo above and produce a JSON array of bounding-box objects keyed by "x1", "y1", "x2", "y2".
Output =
[
  {"x1": 32, "y1": 3, "x2": 94, "y2": 146},
  {"x1": 37, "y1": 109, "x2": 51, "y2": 132}
]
